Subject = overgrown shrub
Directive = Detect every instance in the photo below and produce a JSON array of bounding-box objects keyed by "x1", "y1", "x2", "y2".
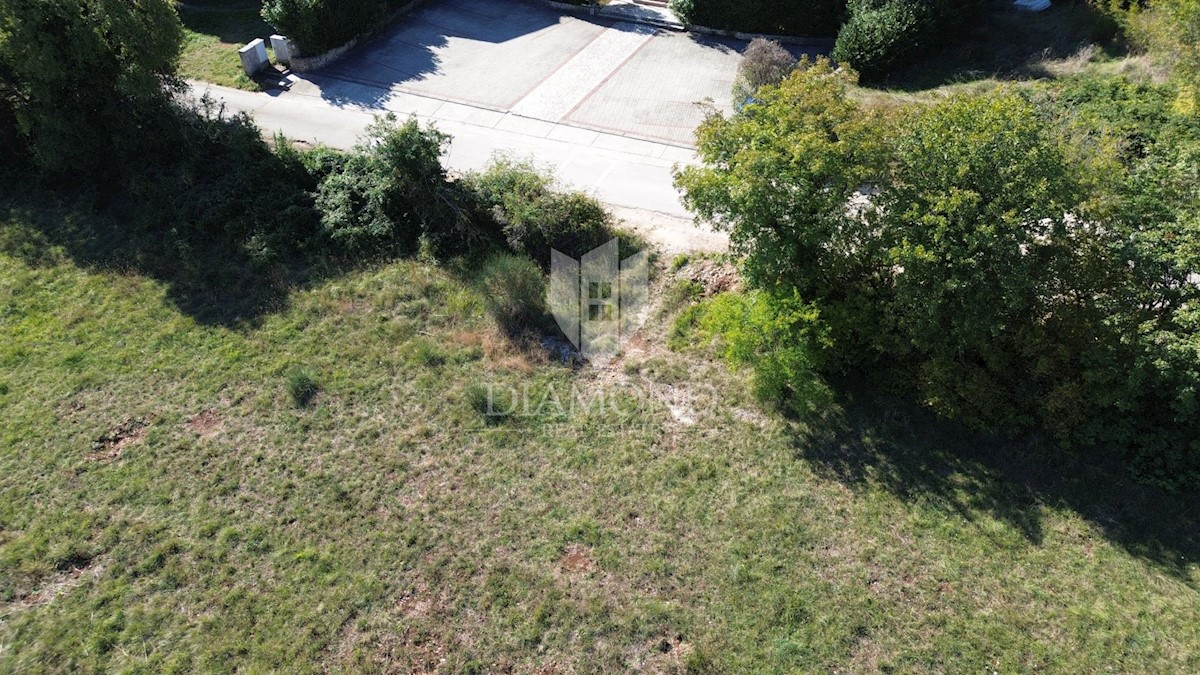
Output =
[
  {"x1": 316, "y1": 153, "x2": 406, "y2": 254},
  {"x1": 732, "y1": 38, "x2": 797, "y2": 107},
  {"x1": 314, "y1": 114, "x2": 481, "y2": 257},
  {"x1": 475, "y1": 252, "x2": 549, "y2": 334},
  {"x1": 669, "y1": 0, "x2": 848, "y2": 36},
  {"x1": 463, "y1": 158, "x2": 616, "y2": 267}
]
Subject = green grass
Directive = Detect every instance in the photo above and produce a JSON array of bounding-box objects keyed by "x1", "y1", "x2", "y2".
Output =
[
  {"x1": 1, "y1": 206, "x2": 1199, "y2": 672},
  {"x1": 177, "y1": 0, "x2": 274, "y2": 89}
]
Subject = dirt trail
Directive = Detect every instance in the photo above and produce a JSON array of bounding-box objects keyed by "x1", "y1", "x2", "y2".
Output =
[{"x1": 608, "y1": 205, "x2": 729, "y2": 254}]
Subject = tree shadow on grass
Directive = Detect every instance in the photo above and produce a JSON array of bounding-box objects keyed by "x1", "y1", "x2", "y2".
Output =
[
  {"x1": 178, "y1": 0, "x2": 273, "y2": 45},
  {"x1": 0, "y1": 196, "x2": 313, "y2": 328},
  {"x1": 794, "y1": 378, "x2": 1200, "y2": 583},
  {"x1": 0, "y1": 99, "x2": 342, "y2": 328}
]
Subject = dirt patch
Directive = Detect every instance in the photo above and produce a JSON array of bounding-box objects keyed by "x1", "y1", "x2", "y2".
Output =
[
  {"x1": 1, "y1": 559, "x2": 104, "y2": 615},
  {"x1": 559, "y1": 543, "x2": 596, "y2": 574},
  {"x1": 90, "y1": 416, "x2": 154, "y2": 461},
  {"x1": 609, "y1": 205, "x2": 729, "y2": 255},
  {"x1": 186, "y1": 409, "x2": 223, "y2": 437},
  {"x1": 397, "y1": 590, "x2": 434, "y2": 619},
  {"x1": 679, "y1": 258, "x2": 740, "y2": 297},
  {"x1": 632, "y1": 633, "x2": 695, "y2": 673}
]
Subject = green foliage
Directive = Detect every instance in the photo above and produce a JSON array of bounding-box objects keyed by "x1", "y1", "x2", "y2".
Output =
[
  {"x1": 1097, "y1": 138, "x2": 1200, "y2": 484},
  {"x1": 681, "y1": 291, "x2": 832, "y2": 416},
  {"x1": 676, "y1": 59, "x2": 886, "y2": 305},
  {"x1": 315, "y1": 115, "x2": 479, "y2": 257},
  {"x1": 678, "y1": 59, "x2": 1200, "y2": 487},
  {"x1": 669, "y1": 0, "x2": 848, "y2": 36},
  {"x1": 832, "y1": 0, "x2": 984, "y2": 81},
  {"x1": 1131, "y1": 0, "x2": 1200, "y2": 97},
  {"x1": 832, "y1": 0, "x2": 936, "y2": 81},
  {"x1": 132, "y1": 102, "x2": 320, "y2": 266},
  {"x1": 0, "y1": 0, "x2": 184, "y2": 178},
  {"x1": 475, "y1": 252, "x2": 549, "y2": 335},
  {"x1": 261, "y1": 0, "x2": 392, "y2": 55},
  {"x1": 317, "y1": 154, "x2": 403, "y2": 254},
  {"x1": 878, "y1": 91, "x2": 1087, "y2": 432},
  {"x1": 732, "y1": 38, "x2": 797, "y2": 106},
  {"x1": 287, "y1": 368, "x2": 319, "y2": 407},
  {"x1": 463, "y1": 158, "x2": 616, "y2": 267}
]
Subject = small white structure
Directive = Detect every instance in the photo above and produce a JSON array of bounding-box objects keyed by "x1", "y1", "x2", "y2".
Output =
[
  {"x1": 238, "y1": 38, "x2": 269, "y2": 77},
  {"x1": 270, "y1": 35, "x2": 293, "y2": 67},
  {"x1": 1014, "y1": 0, "x2": 1051, "y2": 11}
]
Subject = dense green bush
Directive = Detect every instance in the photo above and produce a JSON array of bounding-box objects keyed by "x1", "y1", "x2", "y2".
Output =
[
  {"x1": 669, "y1": 0, "x2": 848, "y2": 36},
  {"x1": 680, "y1": 290, "x2": 832, "y2": 416},
  {"x1": 676, "y1": 61, "x2": 1200, "y2": 488},
  {"x1": 878, "y1": 92, "x2": 1088, "y2": 432},
  {"x1": 262, "y1": 0, "x2": 397, "y2": 55},
  {"x1": 832, "y1": 0, "x2": 984, "y2": 81},
  {"x1": 314, "y1": 115, "x2": 481, "y2": 257},
  {"x1": 463, "y1": 158, "x2": 616, "y2": 267},
  {"x1": 831, "y1": 0, "x2": 935, "y2": 80}
]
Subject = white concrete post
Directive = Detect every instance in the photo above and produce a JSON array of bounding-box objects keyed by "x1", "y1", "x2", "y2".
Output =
[{"x1": 238, "y1": 38, "x2": 269, "y2": 77}]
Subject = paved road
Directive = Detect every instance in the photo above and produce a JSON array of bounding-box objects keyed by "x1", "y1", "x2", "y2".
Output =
[
  {"x1": 312, "y1": 0, "x2": 772, "y2": 146},
  {"x1": 189, "y1": 80, "x2": 697, "y2": 217}
]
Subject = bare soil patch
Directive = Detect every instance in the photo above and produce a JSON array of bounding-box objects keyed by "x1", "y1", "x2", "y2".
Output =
[
  {"x1": 89, "y1": 416, "x2": 154, "y2": 461},
  {"x1": 186, "y1": 409, "x2": 223, "y2": 437}
]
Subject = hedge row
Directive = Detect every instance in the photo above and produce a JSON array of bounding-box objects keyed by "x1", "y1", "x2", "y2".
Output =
[
  {"x1": 668, "y1": 0, "x2": 848, "y2": 37},
  {"x1": 261, "y1": 0, "x2": 408, "y2": 55}
]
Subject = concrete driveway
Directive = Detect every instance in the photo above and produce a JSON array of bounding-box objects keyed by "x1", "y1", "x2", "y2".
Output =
[{"x1": 302, "y1": 0, "x2": 805, "y2": 147}]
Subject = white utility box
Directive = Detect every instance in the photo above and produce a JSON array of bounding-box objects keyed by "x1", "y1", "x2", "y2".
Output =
[
  {"x1": 239, "y1": 39, "x2": 269, "y2": 77},
  {"x1": 270, "y1": 35, "x2": 293, "y2": 66}
]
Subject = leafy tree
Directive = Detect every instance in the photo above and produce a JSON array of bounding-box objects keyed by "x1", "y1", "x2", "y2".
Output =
[
  {"x1": 0, "y1": 0, "x2": 183, "y2": 178},
  {"x1": 676, "y1": 58, "x2": 888, "y2": 309},
  {"x1": 876, "y1": 91, "x2": 1089, "y2": 431}
]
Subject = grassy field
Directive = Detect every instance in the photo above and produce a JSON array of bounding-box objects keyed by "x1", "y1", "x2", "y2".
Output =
[
  {"x1": 177, "y1": 0, "x2": 274, "y2": 89},
  {"x1": 1, "y1": 200, "x2": 1199, "y2": 672}
]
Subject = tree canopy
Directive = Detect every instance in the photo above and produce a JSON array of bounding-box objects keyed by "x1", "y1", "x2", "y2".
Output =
[{"x1": 0, "y1": 0, "x2": 183, "y2": 176}]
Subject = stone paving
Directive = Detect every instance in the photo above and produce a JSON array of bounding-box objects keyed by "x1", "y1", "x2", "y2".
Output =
[{"x1": 310, "y1": 0, "x2": 814, "y2": 146}]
